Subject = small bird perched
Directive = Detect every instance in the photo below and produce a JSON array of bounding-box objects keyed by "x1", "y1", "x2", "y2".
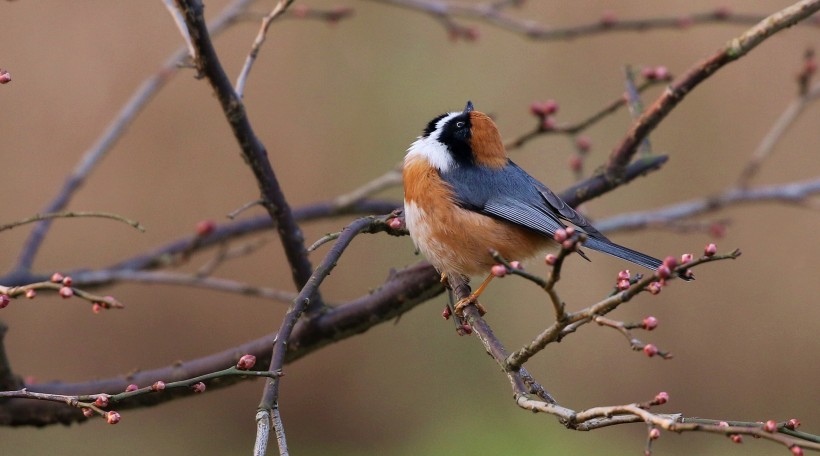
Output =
[{"x1": 403, "y1": 101, "x2": 688, "y2": 314}]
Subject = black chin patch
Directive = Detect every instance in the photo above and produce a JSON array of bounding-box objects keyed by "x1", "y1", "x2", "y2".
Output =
[{"x1": 437, "y1": 112, "x2": 473, "y2": 165}]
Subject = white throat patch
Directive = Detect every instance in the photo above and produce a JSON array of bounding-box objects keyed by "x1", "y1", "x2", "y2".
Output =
[{"x1": 405, "y1": 111, "x2": 461, "y2": 173}]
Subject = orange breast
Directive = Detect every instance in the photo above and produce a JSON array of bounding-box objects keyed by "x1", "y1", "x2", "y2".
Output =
[{"x1": 403, "y1": 156, "x2": 553, "y2": 278}]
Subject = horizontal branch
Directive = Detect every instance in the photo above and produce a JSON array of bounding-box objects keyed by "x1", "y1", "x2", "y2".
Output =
[{"x1": 0, "y1": 262, "x2": 441, "y2": 426}]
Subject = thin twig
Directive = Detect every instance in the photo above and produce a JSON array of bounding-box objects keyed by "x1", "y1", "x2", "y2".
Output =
[
  {"x1": 0, "y1": 211, "x2": 144, "y2": 233},
  {"x1": 736, "y1": 80, "x2": 820, "y2": 188},
  {"x1": 235, "y1": 0, "x2": 296, "y2": 98},
  {"x1": 15, "y1": 0, "x2": 256, "y2": 273}
]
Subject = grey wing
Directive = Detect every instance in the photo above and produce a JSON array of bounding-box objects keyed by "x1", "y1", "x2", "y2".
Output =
[{"x1": 441, "y1": 161, "x2": 569, "y2": 238}]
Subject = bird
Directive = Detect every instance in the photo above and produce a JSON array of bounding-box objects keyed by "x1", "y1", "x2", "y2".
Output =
[{"x1": 402, "y1": 101, "x2": 690, "y2": 314}]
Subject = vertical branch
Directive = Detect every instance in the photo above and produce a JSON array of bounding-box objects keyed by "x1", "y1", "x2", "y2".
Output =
[{"x1": 174, "y1": 0, "x2": 318, "y2": 300}]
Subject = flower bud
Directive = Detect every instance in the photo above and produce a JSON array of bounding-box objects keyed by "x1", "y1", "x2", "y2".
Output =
[
  {"x1": 94, "y1": 394, "x2": 110, "y2": 408},
  {"x1": 59, "y1": 286, "x2": 74, "y2": 299},
  {"x1": 195, "y1": 220, "x2": 216, "y2": 237},
  {"x1": 105, "y1": 411, "x2": 121, "y2": 424},
  {"x1": 643, "y1": 344, "x2": 658, "y2": 357},
  {"x1": 237, "y1": 354, "x2": 257, "y2": 370},
  {"x1": 642, "y1": 316, "x2": 658, "y2": 330},
  {"x1": 704, "y1": 243, "x2": 717, "y2": 257},
  {"x1": 491, "y1": 264, "x2": 507, "y2": 277},
  {"x1": 192, "y1": 382, "x2": 207, "y2": 393},
  {"x1": 125, "y1": 384, "x2": 139, "y2": 393},
  {"x1": 654, "y1": 391, "x2": 669, "y2": 404}
]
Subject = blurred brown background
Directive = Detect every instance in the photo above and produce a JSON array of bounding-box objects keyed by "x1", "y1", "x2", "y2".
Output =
[{"x1": 1, "y1": 1, "x2": 818, "y2": 455}]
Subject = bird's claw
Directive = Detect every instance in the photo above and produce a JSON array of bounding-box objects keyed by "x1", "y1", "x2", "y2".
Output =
[{"x1": 454, "y1": 295, "x2": 487, "y2": 317}]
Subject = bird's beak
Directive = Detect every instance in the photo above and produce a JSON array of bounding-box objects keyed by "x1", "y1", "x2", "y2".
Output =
[{"x1": 464, "y1": 101, "x2": 474, "y2": 113}]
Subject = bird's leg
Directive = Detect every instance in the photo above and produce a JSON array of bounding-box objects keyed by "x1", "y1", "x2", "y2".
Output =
[{"x1": 454, "y1": 274, "x2": 492, "y2": 316}]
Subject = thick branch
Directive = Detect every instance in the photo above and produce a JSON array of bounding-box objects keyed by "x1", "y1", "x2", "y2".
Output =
[{"x1": 174, "y1": 0, "x2": 317, "y2": 300}]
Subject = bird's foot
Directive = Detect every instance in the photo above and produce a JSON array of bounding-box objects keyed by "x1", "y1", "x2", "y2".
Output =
[{"x1": 454, "y1": 294, "x2": 487, "y2": 317}]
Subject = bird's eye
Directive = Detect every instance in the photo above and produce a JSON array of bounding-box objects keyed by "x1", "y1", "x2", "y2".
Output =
[{"x1": 455, "y1": 121, "x2": 465, "y2": 128}]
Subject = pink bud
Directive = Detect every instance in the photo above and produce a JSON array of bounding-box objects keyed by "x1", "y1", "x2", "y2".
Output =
[
  {"x1": 105, "y1": 411, "x2": 121, "y2": 424},
  {"x1": 562, "y1": 239, "x2": 576, "y2": 251},
  {"x1": 680, "y1": 253, "x2": 694, "y2": 263},
  {"x1": 151, "y1": 381, "x2": 166, "y2": 392},
  {"x1": 785, "y1": 418, "x2": 801, "y2": 430},
  {"x1": 713, "y1": 6, "x2": 731, "y2": 20},
  {"x1": 654, "y1": 66, "x2": 670, "y2": 80},
  {"x1": 0, "y1": 295, "x2": 9, "y2": 309},
  {"x1": 541, "y1": 116, "x2": 556, "y2": 131},
  {"x1": 387, "y1": 217, "x2": 403, "y2": 230},
  {"x1": 291, "y1": 4, "x2": 309, "y2": 18},
  {"x1": 617, "y1": 270, "x2": 630, "y2": 280},
  {"x1": 676, "y1": 15, "x2": 694, "y2": 28},
  {"x1": 568, "y1": 155, "x2": 583, "y2": 172},
  {"x1": 195, "y1": 220, "x2": 216, "y2": 237},
  {"x1": 59, "y1": 286, "x2": 74, "y2": 299},
  {"x1": 442, "y1": 306, "x2": 451, "y2": 320},
  {"x1": 655, "y1": 265, "x2": 671, "y2": 279},
  {"x1": 82, "y1": 408, "x2": 94, "y2": 417},
  {"x1": 704, "y1": 243, "x2": 717, "y2": 257},
  {"x1": 642, "y1": 316, "x2": 658, "y2": 330},
  {"x1": 600, "y1": 11, "x2": 617, "y2": 26},
  {"x1": 617, "y1": 279, "x2": 630, "y2": 291},
  {"x1": 654, "y1": 391, "x2": 669, "y2": 404},
  {"x1": 529, "y1": 100, "x2": 558, "y2": 117},
  {"x1": 643, "y1": 344, "x2": 658, "y2": 357},
  {"x1": 648, "y1": 428, "x2": 660, "y2": 440},
  {"x1": 662, "y1": 256, "x2": 678, "y2": 269},
  {"x1": 94, "y1": 394, "x2": 110, "y2": 408},
  {"x1": 641, "y1": 67, "x2": 657, "y2": 80},
  {"x1": 50, "y1": 272, "x2": 64, "y2": 283},
  {"x1": 718, "y1": 421, "x2": 729, "y2": 428},
  {"x1": 730, "y1": 434, "x2": 742, "y2": 444},
  {"x1": 62, "y1": 276, "x2": 73, "y2": 287},
  {"x1": 545, "y1": 254, "x2": 557, "y2": 265},
  {"x1": 553, "y1": 229, "x2": 568, "y2": 243},
  {"x1": 192, "y1": 382, "x2": 207, "y2": 393},
  {"x1": 709, "y1": 222, "x2": 726, "y2": 238},
  {"x1": 509, "y1": 261, "x2": 522, "y2": 270},
  {"x1": 575, "y1": 136, "x2": 591, "y2": 152},
  {"x1": 791, "y1": 446, "x2": 804, "y2": 456},
  {"x1": 460, "y1": 323, "x2": 472, "y2": 335},
  {"x1": 0, "y1": 70, "x2": 11, "y2": 84},
  {"x1": 491, "y1": 264, "x2": 507, "y2": 277},
  {"x1": 646, "y1": 282, "x2": 662, "y2": 295},
  {"x1": 92, "y1": 303, "x2": 102, "y2": 314},
  {"x1": 763, "y1": 420, "x2": 777, "y2": 432},
  {"x1": 125, "y1": 384, "x2": 139, "y2": 393},
  {"x1": 237, "y1": 354, "x2": 257, "y2": 370},
  {"x1": 565, "y1": 226, "x2": 575, "y2": 236},
  {"x1": 25, "y1": 289, "x2": 36, "y2": 299}
]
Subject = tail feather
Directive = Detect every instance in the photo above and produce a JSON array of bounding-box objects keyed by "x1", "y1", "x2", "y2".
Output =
[{"x1": 581, "y1": 237, "x2": 693, "y2": 281}]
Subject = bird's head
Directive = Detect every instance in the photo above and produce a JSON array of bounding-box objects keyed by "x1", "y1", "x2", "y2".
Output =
[{"x1": 407, "y1": 101, "x2": 507, "y2": 172}]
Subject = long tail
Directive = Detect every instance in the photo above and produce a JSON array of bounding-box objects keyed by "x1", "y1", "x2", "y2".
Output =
[{"x1": 581, "y1": 237, "x2": 693, "y2": 281}]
